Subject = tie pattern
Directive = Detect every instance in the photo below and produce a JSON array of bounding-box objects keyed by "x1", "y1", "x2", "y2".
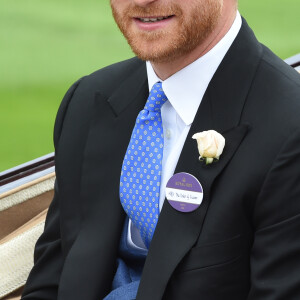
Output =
[{"x1": 120, "y1": 82, "x2": 167, "y2": 248}]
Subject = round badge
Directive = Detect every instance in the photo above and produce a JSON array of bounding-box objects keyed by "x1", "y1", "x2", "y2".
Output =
[{"x1": 166, "y1": 172, "x2": 203, "y2": 213}]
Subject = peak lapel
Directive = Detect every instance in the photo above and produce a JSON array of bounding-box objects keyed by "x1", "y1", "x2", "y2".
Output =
[
  {"x1": 209, "y1": 17, "x2": 263, "y2": 132},
  {"x1": 107, "y1": 62, "x2": 148, "y2": 116},
  {"x1": 137, "y1": 96, "x2": 250, "y2": 300},
  {"x1": 58, "y1": 62, "x2": 149, "y2": 299},
  {"x1": 137, "y1": 19, "x2": 262, "y2": 300}
]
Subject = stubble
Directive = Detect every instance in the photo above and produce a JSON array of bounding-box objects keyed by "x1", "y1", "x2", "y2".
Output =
[{"x1": 111, "y1": 0, "x2": 222, "y2": 63}]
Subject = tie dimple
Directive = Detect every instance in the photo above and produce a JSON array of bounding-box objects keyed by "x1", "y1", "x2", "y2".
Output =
[{"x1": 120, "y1": 82, "x2": 167, "y2": 248}]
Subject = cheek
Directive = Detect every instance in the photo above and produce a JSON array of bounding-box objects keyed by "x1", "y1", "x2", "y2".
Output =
[{"x1": 110, "y1": 0, "x2": 127, "y2": 17}]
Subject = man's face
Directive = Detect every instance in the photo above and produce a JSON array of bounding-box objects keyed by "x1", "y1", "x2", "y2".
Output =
[{"x1": 110, "y1": 0, "x2": 223, "y2": 63}]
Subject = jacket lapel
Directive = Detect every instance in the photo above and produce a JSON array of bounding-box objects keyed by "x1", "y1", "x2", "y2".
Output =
[
  {"x1": 58, "y1": 61, "x2": 149, "y2": 299},
  {"x1": 137, "y1": 19, "x2": 262, "y2": 300}
]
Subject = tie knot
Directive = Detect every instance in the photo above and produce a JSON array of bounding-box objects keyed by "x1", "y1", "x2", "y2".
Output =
[{"x1": 144, "y1": 82, "x2": 167, "y2": 112}]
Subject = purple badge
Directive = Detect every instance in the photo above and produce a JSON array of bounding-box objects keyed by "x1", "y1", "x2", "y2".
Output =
[{"x1": 166, "y1": 172, "x2": 203, "y2": 213}]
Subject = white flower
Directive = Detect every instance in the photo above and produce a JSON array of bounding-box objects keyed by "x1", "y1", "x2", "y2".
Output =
[{"x1": 192, "y1": 130, "x2": 225, "y2": 164}]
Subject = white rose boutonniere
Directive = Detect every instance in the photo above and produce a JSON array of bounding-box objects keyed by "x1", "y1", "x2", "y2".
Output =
[{"x1": 192, "y1": 130, "x2": 225, "y2": 165}]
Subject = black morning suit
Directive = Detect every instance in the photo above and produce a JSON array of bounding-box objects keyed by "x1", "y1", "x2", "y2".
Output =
[{"x1": 22, "y1": 19, "x2": 300, "y2": 300}]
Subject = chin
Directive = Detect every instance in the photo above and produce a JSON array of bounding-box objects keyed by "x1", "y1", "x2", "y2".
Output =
[{"x1": 128, "y1": 39, "x2": 174, "y2": 63}]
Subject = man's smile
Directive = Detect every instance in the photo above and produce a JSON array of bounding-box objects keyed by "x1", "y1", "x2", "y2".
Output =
[
  {"x1": 110, "y1": 0, "x2": 223, "y2": 62},
  {"x1": 133, "y1": 15, "x2": 175, "y2": 31},
  {"x1": 136, "y1": 15, "x2": 174, "y2": 23}
]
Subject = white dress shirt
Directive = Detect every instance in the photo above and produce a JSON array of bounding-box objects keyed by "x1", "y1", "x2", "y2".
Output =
[{"x1": 127, "y1": 12, "x2": 242, "y2": 251}]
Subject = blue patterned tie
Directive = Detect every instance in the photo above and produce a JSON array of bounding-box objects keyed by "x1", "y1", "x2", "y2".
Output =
[{"x1": 120, "y1": 82, "x2": 167, "y2": 248}]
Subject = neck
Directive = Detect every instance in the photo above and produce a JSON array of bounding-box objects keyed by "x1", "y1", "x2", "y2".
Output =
[{"x1": 151, "y1": 8, "x2": 238, "y2": 81}]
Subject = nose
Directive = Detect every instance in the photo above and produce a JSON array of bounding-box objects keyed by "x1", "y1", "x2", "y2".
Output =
[{"x1": 132, "y1": 0, "x2": 158, "y2": 7}]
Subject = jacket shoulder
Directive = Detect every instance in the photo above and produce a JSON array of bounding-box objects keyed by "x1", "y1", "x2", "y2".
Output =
[
  {"x1": 80, "y1": 57, "x2": 145, "y2": 96},
  {"x1": 247, "y1": 46, "x2": 300, "y2": 131},
  {"x1": 53, "y1": 57, "x2": 145, "y2": 147},
  {"x1": 260, "y1": 45, "x2": 300, "y2": 88}
]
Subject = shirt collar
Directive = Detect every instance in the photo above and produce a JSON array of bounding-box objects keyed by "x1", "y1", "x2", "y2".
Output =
[{"x1": 146, "y1": 11, "x2": 242, "y2": 126}]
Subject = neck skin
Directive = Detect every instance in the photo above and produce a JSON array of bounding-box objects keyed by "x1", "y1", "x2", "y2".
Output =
[{"x1": 151, "y1": 5, "x2": 238, "y2": 80}]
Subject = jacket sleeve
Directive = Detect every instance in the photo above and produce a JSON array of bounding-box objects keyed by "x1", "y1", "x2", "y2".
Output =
[
  {"x1": 22, "y1": 79, "x2": 82, "y2": 299},
  {"x1": 248, "y1": 128, "x2": 300, "y2": 299}
]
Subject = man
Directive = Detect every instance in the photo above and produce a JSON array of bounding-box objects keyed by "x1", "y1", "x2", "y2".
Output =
[{"x1": 22, "y1": 0, "x2": 300, "y2": 299}]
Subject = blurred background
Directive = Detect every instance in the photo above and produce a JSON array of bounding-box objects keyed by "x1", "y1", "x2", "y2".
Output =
[{"x1": 1, "y1": 0, "x2": 299, "y2": 171}]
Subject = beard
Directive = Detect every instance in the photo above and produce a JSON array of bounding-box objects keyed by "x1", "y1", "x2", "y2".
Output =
[{"x1": 110, "y1": 0, "x2": 222, "y2": 63}]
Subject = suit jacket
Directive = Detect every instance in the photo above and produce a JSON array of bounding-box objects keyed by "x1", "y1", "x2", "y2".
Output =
[{"x1": 22, "y1": 19, "x2": 300, "y2": 300}]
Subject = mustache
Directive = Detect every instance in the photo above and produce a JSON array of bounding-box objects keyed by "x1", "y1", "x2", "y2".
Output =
[{"x1": 122, "y1": 3, "x2": 182, "y2": 17}]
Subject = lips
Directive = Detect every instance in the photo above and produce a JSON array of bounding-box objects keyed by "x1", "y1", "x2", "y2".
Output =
[
  {"x1": 138, "y1": 16, "x2": 173, "y2": 23},
  {"x1": 132, "y1": 14, "x2": 175, "y2": 31}
]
